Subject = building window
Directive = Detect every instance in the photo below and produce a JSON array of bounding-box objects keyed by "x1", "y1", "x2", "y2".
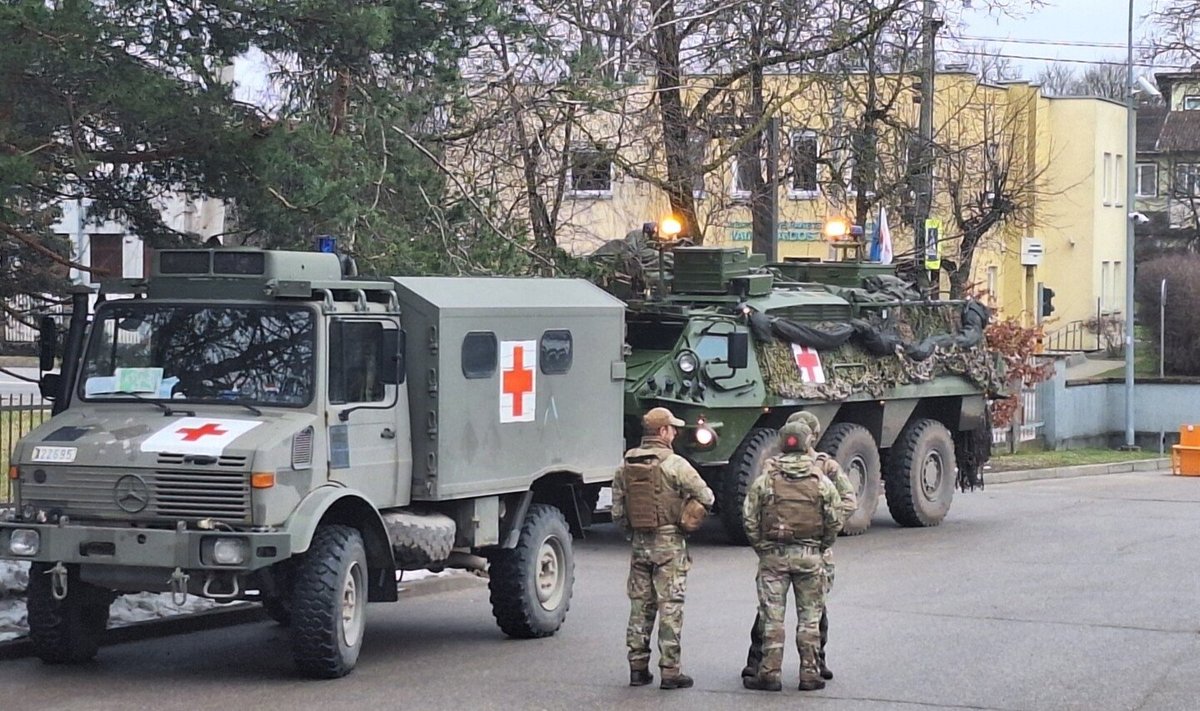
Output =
[
  {"x1": 1184, "y1": 96, "x2": 1200, "y2": 110},
  {"x1": 1102, "y1": 152, "x2": 1113, "y2": 204},
  {"x1": 1136, "y1": 164, "x2": 1158, "y2": 197},
  {"x1": 688, "y1": 133, "x2": 708, "y2": 198},
  {"x1": 461, "y1": 331, "x2": 498, "y2": 379},
  {"x1": 539, "y1": 330, "x2": 573, "y2": 375},
  {"x1": 789, "y1": 130, "x2": 819, "y2": 197},
  {"x1": 1112, "y1": 261, "x2": 1121, "y2": 315},
  {"x1": 731, "y1": 144, "x2": 758, "y2": 199},
  {"x1": 89, "y1": 234, "x2": 123, "y2": 283},
  {"x1": 1174, "y1": 163, "x2": 1200, "y2": 196},
  {"x1": 567, "y1": 148, "x2": 614, "y2": 197},
  {"x1": 1101, "y1": 261, "x2": 1111, "y2": 312},
  {"x1": 986, "y1": 266, "x2": 998, "y2": 306},
  {"x1": 1115, "y1": 154, "x2": 1124, "y2": 205}
]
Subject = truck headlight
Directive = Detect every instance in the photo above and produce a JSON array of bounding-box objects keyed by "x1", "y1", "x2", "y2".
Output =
[
  {"x1": 8, "y1": 529, "x2": 40, "y2": 557},
  {"x1": 205, "y1": 537, "x2": 248, "y2": 566},
  {"x1": 676, "y1": 350, "x2": 699, "y2": 375}
]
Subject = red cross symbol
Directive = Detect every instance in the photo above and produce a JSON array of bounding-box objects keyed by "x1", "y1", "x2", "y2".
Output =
[
  {"x1": 791, "y1": 345, "x2": 826, "y2": 384},
  {"x1": 502, "y1": 345, "x2": 534, "y2": 417},
  {"x1": 177, "y1": 423, "x2": 228, "y2": 441}
]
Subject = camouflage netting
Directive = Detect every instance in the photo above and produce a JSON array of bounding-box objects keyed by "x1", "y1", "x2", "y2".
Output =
[{"x1": 754, "y1": 301, "x2": 1006, "y2": 401}]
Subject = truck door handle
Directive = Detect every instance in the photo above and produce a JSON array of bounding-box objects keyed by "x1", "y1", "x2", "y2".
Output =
[{"x1": 381, "y1": 428, "x2": 395, "y2": 440}]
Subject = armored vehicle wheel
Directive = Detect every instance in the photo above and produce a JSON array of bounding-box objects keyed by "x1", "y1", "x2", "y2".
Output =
[
  {"x1": 818, "y1": 423, "x2": 882, "y2": 536},
  {"x1": 290, "y1": 525, "x2": 369, "y2": 678},
  {"x1": 486, "y1": 503, "x2": 574, "y2": 639},
  {"x1": 719, "y1": 428, "x2": 780, "y2": 546},
  {"x1": 26, "y1": 562, "x2": 114, "y2": 664},
  {"x1": 885, "y1": 419, "x2": 956, "y2": 527}
]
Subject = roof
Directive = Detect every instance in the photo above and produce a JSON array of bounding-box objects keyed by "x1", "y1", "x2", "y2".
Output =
[
  {"x1": 390, "y1": 277, "x2": 625, "y2": 311},
  {"x1": 1138, "y1": 106, "x2": 1168, "y2": 152},
  {"x1": 1156, "y1": 111, "x2": 1200, "y2": 152}
]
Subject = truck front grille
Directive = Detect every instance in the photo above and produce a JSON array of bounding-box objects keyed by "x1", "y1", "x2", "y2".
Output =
[{"x1": 21, "y1": 467, "x2": 251, "y2": 524}]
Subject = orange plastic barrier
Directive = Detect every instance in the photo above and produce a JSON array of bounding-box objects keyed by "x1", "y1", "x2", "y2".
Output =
[{"x1": 1171, "y1": 425, "x2": 1200, "y2": 476}]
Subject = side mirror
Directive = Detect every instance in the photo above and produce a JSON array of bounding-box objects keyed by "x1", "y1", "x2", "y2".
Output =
[
  {"x1": 38, "y1": 316, "x2": 58, "y2": 372},
  {"x1": 727, "y1": 332, "x2": 750, "y2": 370},
  {"x1": 380, "y1": 329, "x2": 406, "y2": 385},
  {"x1": 39, "y1": 373, "x2": 61, "y2": 401}
]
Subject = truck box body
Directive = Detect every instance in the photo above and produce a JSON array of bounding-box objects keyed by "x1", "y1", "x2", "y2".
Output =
[{"x1": 391, "y1": 277, "x2": 626, "y2": 501}]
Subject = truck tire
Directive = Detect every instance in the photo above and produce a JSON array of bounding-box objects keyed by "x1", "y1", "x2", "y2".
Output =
[
  {"x1": 26, "y1": 562, "x2": 113, "y2": 664},
  {"x1": 818, "y1": 423, "x2": 882, "y2": 536},
  {"x1": 718, "y1": 428, "x2": 780, "y2": 546},
  {"x1": 381, "y1": 510, "x2": 456, "y2": 568},
  {"x1": 290, "y1": 525, "x2": 369, "y2": 678},
  {"x1": 486, "y1": 503, "x2": 574, "y2": 639},
  {"x1": 884, "y1": 419, "x2": 957, "y2": 527}
]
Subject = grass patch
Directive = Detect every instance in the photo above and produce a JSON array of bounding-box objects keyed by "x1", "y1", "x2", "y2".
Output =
[
  {"x1": 989, "y1": 448, "x2": 1161, "y2": 472},
  {"x1": 1, "y1": 406, "x2": 52, "y2": 502}
]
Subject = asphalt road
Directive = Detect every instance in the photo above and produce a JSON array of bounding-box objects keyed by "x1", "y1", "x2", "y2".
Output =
[{"x1": 2, "y1": 471, "x2": 1199, "y2": 711}]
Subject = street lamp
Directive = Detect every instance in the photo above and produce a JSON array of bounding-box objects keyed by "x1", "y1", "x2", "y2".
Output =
[{"x1": 1122, "y1": 0, "x2": 1137, "y2": 450}]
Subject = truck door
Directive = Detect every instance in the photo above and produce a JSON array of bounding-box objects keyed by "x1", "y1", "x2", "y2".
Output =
[{"x1": 326, "y1": 318, "x2": 407, "y2": 507}]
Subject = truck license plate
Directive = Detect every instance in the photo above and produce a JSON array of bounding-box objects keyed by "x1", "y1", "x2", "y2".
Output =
[{"x1": 31, "y1": 446, "x2": 78, "y2": 463}]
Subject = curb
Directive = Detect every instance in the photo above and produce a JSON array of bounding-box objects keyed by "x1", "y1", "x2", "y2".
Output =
[
  {"x1": 0, "y1": 571, "x2": 485, "y2": 661},
  {"x1": 985, "y1": 457, "x2": 1171, "y2": 485}
]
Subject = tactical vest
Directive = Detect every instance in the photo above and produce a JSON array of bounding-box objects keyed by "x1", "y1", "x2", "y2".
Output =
[
  {"x1": 760, "y1": 461, "x2": 825, "y2": 543},
  {"x1": 623, "y1": 447, "x2": 685, "y2": 532},
  {"x1": 814, "y1": 452, "x2": 839, "y2": 478}
]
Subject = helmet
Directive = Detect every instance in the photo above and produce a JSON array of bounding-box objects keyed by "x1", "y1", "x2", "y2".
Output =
[
  {"x1": 787, "y1": 411, "x2": 821, "y2": 441},
  {"x1": 778, "y1": 421, "x2": 813, "y2": 453}
]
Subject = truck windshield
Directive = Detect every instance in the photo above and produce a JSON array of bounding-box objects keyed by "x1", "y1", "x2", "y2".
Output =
[{"x1": 78, "y1": 303, "x2": 316, "y2": 407}]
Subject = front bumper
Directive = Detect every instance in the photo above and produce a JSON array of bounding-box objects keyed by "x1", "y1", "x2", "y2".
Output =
[{"x1": 0, "y1": 522, "x2": 291, "y2": 572}]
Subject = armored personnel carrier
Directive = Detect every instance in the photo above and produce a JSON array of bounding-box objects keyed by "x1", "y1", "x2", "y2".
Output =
[{"x1": 596, "y1": 232, "x2": 1004, "y2": 543}]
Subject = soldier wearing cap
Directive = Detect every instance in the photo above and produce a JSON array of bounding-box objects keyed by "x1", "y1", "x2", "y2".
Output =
[
  {"x1": 612, "y1": 406, "x2": 715, "y2": 690},
  {"x1": 741, "y1": 420, "x2": 842, "y2": 692},
  {"x1": 742, "y1": 411, "x2": 857, "y2": 682}
]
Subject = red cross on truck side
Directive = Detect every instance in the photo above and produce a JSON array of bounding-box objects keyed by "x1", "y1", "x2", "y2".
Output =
[
  {"x1": 502, "y1": 345, "x2": 534, "y2": 417},
  {"x1": 176, "y1": 422, "x2": 229, "y2": 442}
]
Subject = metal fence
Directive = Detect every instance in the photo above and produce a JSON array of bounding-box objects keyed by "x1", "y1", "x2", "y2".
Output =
[
  {"x1": 992, "y1": 385, "x2": 1043, "y2": 451},
  {"x1": 2, "y1": 393, "x2": 50, "y2": 503}
]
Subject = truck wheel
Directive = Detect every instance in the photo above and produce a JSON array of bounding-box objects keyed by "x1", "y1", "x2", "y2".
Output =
[
  {"x1": 290, "y1": 525, "x2": 369, "y2": 678},
  {"x1": 26, "y1": 562, "x2": 113, "y2": 664},
  {"x1": 486, "y1": 503, "x2": 574, "y2": 639},
  {"x1": 818, "y1": 423, "x2": 882, "y2": 536},
  {"x1": 885, "y1": 419, "x2": 957, "y2": 527},
  {"x1": 719, "y1": 428, "x2": 779, "y2": 546}
]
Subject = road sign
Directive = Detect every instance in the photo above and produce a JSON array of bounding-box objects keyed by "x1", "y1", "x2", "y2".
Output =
[{"x1": 924, "y1": 218, "x2": 942, "y2": 270}]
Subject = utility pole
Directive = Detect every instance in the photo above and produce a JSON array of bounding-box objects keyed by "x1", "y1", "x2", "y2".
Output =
[
  {"x1": 1122, "y1": 0, "x2": 1137, "y2": 449},
  {"x1": 913, "y1": 0, "x2": 940, "y2": 294}
]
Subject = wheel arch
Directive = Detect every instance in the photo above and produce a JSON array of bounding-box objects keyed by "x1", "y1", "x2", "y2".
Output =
[{"x1": 286, "y1": 486, "x2": 398, "y2": 603}]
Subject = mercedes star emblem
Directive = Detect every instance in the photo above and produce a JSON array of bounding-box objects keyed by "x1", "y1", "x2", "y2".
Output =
[{"x1": 114, "y1": 475, "x2": 150, "y2": 513}]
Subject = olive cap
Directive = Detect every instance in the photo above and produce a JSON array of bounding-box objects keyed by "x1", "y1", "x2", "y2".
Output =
[
  {"x1": 787, "y1": 411, "x2": 821, "y2": 438},
  {"x1": 643, "y1": 406, "x2": 685, "y2": 430}
]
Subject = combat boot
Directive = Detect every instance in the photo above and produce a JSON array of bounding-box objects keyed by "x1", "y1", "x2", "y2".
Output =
[
  {"x1": 742, "y1": 676, "x2": 782, "y2": 692},
  {"x1": 660, "y1": 671, "x2": 694, "y2": 690},
  {"x1": 798, "y1": 675, "x2": 826, "y2": 691},
  {"x1": 818, "y1": 652, "x2": 833, "y2": 680},
  {"x1": 740, "y1": 664, "x2": 756, "y2": 679},
  {"x1": 629, "y1": 669, "x2": 654, "y2": 687}
]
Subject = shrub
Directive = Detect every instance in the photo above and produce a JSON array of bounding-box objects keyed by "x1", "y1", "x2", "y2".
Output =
[
  {"x1": 985, "y1": 316, "x2": 1054, "y2": 428},
  {"x1": 1136, "y1": 255, "x2": 1200, "y2": 375}
]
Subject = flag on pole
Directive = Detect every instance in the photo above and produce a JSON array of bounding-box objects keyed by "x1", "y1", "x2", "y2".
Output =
[
  {"x1": 878, "y1": 206, "x2": 894, "y2": 264},
  {"x1": 868, "y1": 215, "x2": 882, "y2": 261}
]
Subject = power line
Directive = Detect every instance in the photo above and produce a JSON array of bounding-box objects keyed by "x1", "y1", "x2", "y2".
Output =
[
  {"x1": 940, "y1": 47, "x2": 1190, "y2": 70},
  {"x1": 957, "y1": 34, "x2": 1156, "y2": 52}
]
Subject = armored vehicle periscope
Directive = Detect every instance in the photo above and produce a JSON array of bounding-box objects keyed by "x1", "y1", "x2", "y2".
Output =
[
  {"x1": 2, "y1": 247, "x2": 625, "y2": 677},
  {"x1": 595, "y1": 229, "x2": 1003, "y2": 543}
]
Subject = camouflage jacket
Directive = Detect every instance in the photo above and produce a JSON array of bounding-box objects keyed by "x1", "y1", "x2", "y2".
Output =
[
  {"x1": 742, "y1": 453, "x2": 842, "y2": 552},
  {"x1": 612, "y1": 437, "x2": 715, "y2": 533},
  {"x1": 813, "y1": 452, "x2": 857, "y2": 526}
]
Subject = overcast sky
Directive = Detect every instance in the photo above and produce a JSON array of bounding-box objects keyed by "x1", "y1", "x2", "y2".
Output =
[{"x1": 956, "y1": 0, "x2": 1176, "y2": 78}]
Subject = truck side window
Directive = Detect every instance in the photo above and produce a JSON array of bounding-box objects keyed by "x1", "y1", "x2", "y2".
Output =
[
  {"x1": 540, "y1": 329, "x2": 573, "y2": 375},
  {"x1": 329, "y1": 320, "x2": 387, "y2": 404},
  {"x1": 462, "y1": 331, "x2": 497, "y2": 379}
]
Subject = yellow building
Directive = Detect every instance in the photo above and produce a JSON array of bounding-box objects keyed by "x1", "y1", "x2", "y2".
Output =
[{"x1": 460, "y1": 71, "x2": 1128, "y2": 331}]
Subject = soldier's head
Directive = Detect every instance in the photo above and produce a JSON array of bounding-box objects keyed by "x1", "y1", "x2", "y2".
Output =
[
  {"x1": 643, "y1": 406, "x2": 685, "y2": 443},
  {"x1": 779, "y1": 421, "x2": 813, "y2": 454},
  {"x1": 787, "y1": 411, "x2": 822, "y2": 445}
]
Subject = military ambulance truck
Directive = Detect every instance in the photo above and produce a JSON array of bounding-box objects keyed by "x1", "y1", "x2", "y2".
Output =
[{"x1": 1, "y1": 248, "x2": 625, "y2": 678}]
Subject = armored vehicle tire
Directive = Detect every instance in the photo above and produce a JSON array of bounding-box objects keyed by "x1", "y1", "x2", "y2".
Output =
[
  {"x1": 26, "y1": 562, "x2": 113, "y2": 664},
  {"x1": 290, "y1": 525, "x2": 369, "y2": 678},
  {"x1": 719, "y1": 428, "x2": 780, "y2": 546},
  {"x1": 885, "y1": 419, "x2": 956, "y2": 527},
  {"x1": 486, "y1": 503, "x2": 575, "y2": 639},
  {"x1": 818, "y1": 423, "x2": 882, "y2": 536}
]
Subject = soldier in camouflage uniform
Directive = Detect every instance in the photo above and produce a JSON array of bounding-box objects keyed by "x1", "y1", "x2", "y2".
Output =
[
  {"x1": 612, "y1": 407, "x2": 715, "y2": 690},
  {"x1": 741, "y1": 421, "x2": 842, "y2": 692},
  {"x1": 742, "y1": 411, "x2": 857, "y2": 682}
]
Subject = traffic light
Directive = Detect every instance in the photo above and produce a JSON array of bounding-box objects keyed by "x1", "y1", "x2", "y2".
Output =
[{"x1": 1040, "y1": 286, "x2": 1055, "y2": 318}]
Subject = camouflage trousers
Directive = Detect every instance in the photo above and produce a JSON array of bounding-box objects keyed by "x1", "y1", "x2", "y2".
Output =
[
  {"x1": 751, "y1": 544, "x2": 825, "y2": 682},
  {"x1": 625, "y1": 528, "x2": 691, "y2": 673},
  {"x1": 745, "y1": 555, "x2": 833, "y2": 673}
]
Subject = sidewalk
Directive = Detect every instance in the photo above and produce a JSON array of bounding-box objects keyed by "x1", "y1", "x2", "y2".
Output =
[{"x1": 985, "y1": 456, "x2": 1170, "y2": 485}]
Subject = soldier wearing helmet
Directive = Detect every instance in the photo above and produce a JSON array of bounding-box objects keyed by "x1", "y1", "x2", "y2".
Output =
[
  {"x1": 742, "y1": 411, "x2": 857, "y2": 682},
  {"x1": 740, "y1": 420, "x2": 842, "y2": 692},
  {"x1": 612, "y1": 406, "x2": 715, "y2": 690}
]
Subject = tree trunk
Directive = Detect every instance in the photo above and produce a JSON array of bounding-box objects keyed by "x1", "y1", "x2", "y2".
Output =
[{"x1": 651, "y1": 0, "x2": 700, "y2": 242}]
